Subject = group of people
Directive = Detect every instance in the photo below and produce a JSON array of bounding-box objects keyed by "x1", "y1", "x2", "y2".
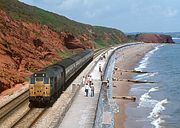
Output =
[{"x1": 82, "y1": 75, "x2": 95, "y2": 97}]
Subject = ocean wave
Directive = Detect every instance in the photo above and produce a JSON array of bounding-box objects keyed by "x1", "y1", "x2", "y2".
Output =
[
  {"x1": 148, "y1": 99, "x2": 168, "y2": 119},
  {"x1": 135, "y1": 55, "x2": 149, "y2": 71},
  {"x1": 138, "y1": 87, "x2": 159, "y2": 108},
  {"x1": 135, "y1": 45, "x2": 163, "y2": 71},
  {"x1": 134, "y1": 73, "x2": 149, "y2": 80},
  {"x1": 148, "y1": 99, "x2": 168, "y2": 128},
  {"x1": 134, "y1": 72, "x2": 158, "y2": 80},
  {"x1": 149, "y1": 72, "x2": 158, "y2": 77},
  {"x1": 149, "y1": 87, "x2": 159, "y2": 92},
  {"x1": 151, "y1": 117, "x2": 165, "y2": 128}
]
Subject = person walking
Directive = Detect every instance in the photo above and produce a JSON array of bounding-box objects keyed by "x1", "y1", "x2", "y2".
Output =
[
  {"x1": 87, "y1": 75, "x2": 90, "y2": 84},
  {"x1": 82, "y1": 76, "x2": 86, "y2": 85},
  {"x1": 84, "y1": 83, "x2": 89, "y2": 97},
  {"x1": 100, "y1": 72, "x2": 103, "y2": 81},
  {"x1": 90, "y1": 83, "x2": 94, "y2": 97},
  {"x1": 99, "y1": 64, "x2": 102, "y2": 72},
  {"x1": 89, "y1": 75, "x2": 92, "y2": 85}
]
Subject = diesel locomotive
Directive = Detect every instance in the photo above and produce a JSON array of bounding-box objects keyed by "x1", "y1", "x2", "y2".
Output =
[{"x1": 29, "y1": 49, "x2": 94, "y2": 105}]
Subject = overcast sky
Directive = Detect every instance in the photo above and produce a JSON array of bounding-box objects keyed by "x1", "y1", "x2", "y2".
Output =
[{"x1": 19, "y1": 0, "x2": 180, "y2": 32}]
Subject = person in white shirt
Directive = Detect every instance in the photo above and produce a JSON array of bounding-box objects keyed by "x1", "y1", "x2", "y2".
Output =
[{"x1": 82, "y1": 76, "x2": 86, "y2": 85}]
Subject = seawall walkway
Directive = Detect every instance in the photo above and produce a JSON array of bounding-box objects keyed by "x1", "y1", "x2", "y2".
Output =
[{"x1": 58, "y1": 49, "x2": 113, "y2": 128}]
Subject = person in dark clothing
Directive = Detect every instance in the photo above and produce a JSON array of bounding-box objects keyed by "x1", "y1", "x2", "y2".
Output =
[
  {"x1": 90, "y1": 83, "x2": 94, "y2": 97},
  {"x1": 84, "y1": 83, "x2": 89, "y2": 97}
]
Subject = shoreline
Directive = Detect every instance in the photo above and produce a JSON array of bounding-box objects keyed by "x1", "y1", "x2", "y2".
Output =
[{"x1": 112, "y1": 43, "x2": 159, "y2": 128}]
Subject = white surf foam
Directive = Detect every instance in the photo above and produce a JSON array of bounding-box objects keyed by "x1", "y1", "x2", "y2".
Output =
[
  {"x1": 149, "y1": 72, "x2": 158, "y2": 77},
  {"x1": 134, "y1": 72, "x2": 158, "y2": 81},
  {"x1": 149, "y1": 87, "x2": 159, "y2": 92},
  {"x1": 138, "y1": 86, "x2": 167, "y2": 127},
  {"x1": 151, "y1": 117, "x2": 165, "y2": 128},
  {"x1": 148, "y1": 99, "x2": 168, "y2": 128},
  {"x1": 134, "y1": 73, "x2": 149, "y2": 80},
  {"x1": 135, "y1": 55, "x2": 149, "y2": 71},
  {"x1": 135, "y1": 45, "x2": 163, "y2": 71},
  {"x1": 138, "y1": 87, "x2": 159, "y2": 108},
  {"x1": 148, "y1": 99, "x2": 168, "y2": 119}
]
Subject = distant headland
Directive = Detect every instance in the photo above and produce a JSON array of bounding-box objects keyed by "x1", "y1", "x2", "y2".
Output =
[{"x1": 127, "y1": 33, "x2": 174, "y2": 43}]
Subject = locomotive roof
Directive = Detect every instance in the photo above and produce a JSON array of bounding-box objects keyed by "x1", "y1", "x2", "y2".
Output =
[{"x1": 32, "y1": 64, "x2": 63, "y2": 77}]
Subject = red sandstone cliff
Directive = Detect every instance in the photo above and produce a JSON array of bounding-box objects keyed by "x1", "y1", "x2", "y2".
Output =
[
  {"x1": 136, "y1": 34, "x2": 174, "y2": 43},
  {"x1": 0, "y1": 10, "x2": 94, "y2": 92}
]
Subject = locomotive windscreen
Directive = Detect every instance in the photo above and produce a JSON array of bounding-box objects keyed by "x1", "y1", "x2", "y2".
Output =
[{"x1": 35, "y1": 77, "x2": 44, "y2": 81}]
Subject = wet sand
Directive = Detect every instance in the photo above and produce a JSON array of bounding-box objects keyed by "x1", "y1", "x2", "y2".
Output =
[{"x1": 112, "y1": 43, "x2": 159, "y2": 128}]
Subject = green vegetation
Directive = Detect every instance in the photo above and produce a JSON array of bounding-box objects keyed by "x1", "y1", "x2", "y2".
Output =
[
  {"x1": 0, "y1": 0, "x2": 127, "y2": 49},
  {"x1": 57, "y1": 49, "x2": 74, "y2": 59},
  {"x1": 24, "y1": 76, "x2": 29, "y2": 82},
  {"x1": 94, "y1": 38, "x2": 107, "y2": 49},
  {"x1": 0, "y1": 0, "x2": 91, "y2": 35}
]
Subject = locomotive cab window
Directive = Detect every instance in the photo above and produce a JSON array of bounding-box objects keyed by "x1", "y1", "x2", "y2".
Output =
[
  {"x1": 30, "y1": 77, "x2": 35, "y2": 84},
  {"x1": 35, "y1": 77, "x2": 44, "y2": 82},
  {"x1": 44, "y1": 77, "x2": 49, "y2": 84}
]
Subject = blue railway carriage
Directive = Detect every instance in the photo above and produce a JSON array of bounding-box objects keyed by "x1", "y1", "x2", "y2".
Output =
[{"x1": 29, "y1": 49, "x2": 94, "y2": 106}]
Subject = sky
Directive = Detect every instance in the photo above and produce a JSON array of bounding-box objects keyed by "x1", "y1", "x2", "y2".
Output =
[{"x1": 19, "y1": 0, "x2": 180, "y2": 33}]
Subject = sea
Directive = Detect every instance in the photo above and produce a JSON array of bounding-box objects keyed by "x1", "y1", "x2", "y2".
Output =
[{"x1": 125, "y1": 39, "x2": 180, "y2": 128}]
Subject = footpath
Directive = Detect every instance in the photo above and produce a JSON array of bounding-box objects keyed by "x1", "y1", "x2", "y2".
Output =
[{"x1": 58, "y1": 49, "x2": 112, "y2": 128}]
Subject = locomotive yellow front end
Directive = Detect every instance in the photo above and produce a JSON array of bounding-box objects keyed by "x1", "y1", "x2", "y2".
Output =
[{"x1": 29, "y1": 73, "x2": 51, "y2": 104}]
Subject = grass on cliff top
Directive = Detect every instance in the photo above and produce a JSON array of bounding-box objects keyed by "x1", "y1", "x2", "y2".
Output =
[
  {"x1": 0, "y1": 0, "x2": 91, "y2": 35},
  {"x1": 0, "y1": 0, "x2": 126, "y2": 43}
]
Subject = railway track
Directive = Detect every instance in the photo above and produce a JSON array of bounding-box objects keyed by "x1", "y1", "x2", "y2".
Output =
[
  {"x1": 94, "y1": 48, "x2": 109, "y2": 59},
  {"x1": 0, "y1": 99, "x2": 46, "y2": 128},
  {"x1": 0, "y1": 90, "x2": 29, "y2": 120},
  {"x1": 11, "y1": 108, "x2": 46, "y2": 128}
]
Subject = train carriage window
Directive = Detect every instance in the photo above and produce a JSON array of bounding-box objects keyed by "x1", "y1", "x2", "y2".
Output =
[
  {"x1": 30, "y1": 78, "x2": 35, "y2": 84},
  {"x1": 44, "y1": 77, "x2": 49, "y2": 84}
]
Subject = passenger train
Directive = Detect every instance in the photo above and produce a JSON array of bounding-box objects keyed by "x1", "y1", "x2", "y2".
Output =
[{"x1": 29, "y1": 49, "x2": 94, "y2": 105}]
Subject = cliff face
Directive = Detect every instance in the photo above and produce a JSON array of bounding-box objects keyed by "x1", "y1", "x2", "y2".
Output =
[
  {"x1": 0, "y1": 1, "x2": 127, "y2": 92},
  {"x1": 135, "y1": 34, "x2": 174, "y2": 43},
  {"x1": 0, "y1": 10, "x2": 94, "y2": 92}
]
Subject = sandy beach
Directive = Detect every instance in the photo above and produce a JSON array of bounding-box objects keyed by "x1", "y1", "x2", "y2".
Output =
[{"x1": 112, "y1": 43, "x2": 159, "y2": 128}]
